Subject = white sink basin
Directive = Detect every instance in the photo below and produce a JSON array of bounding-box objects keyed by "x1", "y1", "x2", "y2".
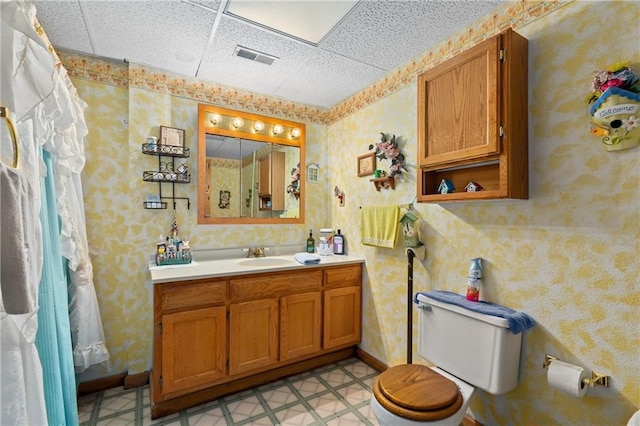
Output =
[{"x1": 237, "y1": 257, "x2": 295, "y2": 267}]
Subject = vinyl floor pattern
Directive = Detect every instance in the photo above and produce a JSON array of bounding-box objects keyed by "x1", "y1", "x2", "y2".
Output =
[{"x1": 78, "y1": 357, "x2": 381, "y2": 426}]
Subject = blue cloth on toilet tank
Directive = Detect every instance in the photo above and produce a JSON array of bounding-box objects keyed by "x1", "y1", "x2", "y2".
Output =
[{"x1": 413, "y1": 290, "x2": 535, "y2": 334}]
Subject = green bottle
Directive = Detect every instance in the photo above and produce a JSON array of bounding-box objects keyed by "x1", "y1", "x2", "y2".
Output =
[{"x1": 306, "y1": 230, "x2": 315, "y2": 253}]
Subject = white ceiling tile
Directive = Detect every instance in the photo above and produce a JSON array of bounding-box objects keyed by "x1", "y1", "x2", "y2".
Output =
[
  {"x1": 32, "y1": 1, "x2": 94, "y2": 54},
  {"x1": 197, "y1": 16, "x2": 315, "y2": 96},
  {"x1": 83, "y1": 1, "x2": 216, "y2": 75},
  {"x1": 225, "y1": 0, "x2": 358, "y2": 44},
  {"x1": 187, "y1": 0, "x2": 222, "y2": 11},
  {"x1": 275, "y1": 49, "x2": 386, "y2": 108},
  {"x1": 32, "y1": 0, "x2": 507, "y2": 108},
  {"x1": 321, "y1": 1, "x2": 504, "y2": 70}
]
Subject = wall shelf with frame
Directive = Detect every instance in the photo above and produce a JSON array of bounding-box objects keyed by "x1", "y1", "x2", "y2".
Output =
[
  {"x1": 370, "y1": 176, "x2": 395, "y2": 191},
  {"x1": 142, "y1": 133, "x2": 191, "y2": 210}
]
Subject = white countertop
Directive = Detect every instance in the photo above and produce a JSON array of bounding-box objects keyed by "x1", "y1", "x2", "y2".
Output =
[{"x1": 149, "y1": 253, "x2": 365, "y2": 284}]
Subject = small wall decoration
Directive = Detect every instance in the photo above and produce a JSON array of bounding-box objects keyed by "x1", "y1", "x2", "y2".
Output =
[
  {"x1": 334, "y1": 186, "x2": 345, "y2": 207},
  {"x1": 587, "y1": 62, "x2": 640, "y2": 151},
  {"x1": 400, "y1": 210, "x2": 423, "y2": 248},
  {"x1": 357, "y1": 152, "x2": 376, "y2": 177},
  {"x1": 159, "y1": 126, "x2": 185, "y2": 147},
  {"x1": 307, "y1": 163, "x2": 319, "y2": 183},
  {"x1": 369, "y1": 132, "x2": 407, "y2": 177},
  {"x1": 219, "y1": 190, "x2": 230, "y2": 209}
]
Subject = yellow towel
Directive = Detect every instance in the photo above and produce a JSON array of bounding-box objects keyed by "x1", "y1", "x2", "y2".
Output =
[{"x1": 360, "y1": 205, "x2": 400, "y2": 248}]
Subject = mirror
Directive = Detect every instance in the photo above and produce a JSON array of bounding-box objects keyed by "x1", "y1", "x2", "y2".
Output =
[{"x1": 198, "y1": 104, "x2": 305, "y2": 224}]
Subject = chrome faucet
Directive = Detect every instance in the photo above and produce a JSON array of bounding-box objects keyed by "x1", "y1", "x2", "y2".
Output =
[{"x1": 246, "y1": 247, "x2": 266, "y2": 258}]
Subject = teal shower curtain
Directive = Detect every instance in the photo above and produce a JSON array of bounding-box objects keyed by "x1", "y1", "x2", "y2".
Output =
[{"x1": 34, "y1": 149, "x2": 79, "y2": 426}]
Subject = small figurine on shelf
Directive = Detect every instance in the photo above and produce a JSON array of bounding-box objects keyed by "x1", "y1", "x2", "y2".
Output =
[
  {"x1": 438, "y1": 179, "x2": 455, "y2": 194},
  {"x1": 170, "y1": 214, "x2": 179, "y2": 239},
  {"x1": 465, "y1": 181, "x2": 483, "y2": 192}
]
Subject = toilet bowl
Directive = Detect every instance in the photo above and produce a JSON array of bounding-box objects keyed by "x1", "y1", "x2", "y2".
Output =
[{"x1": 371, "y1": 365, "x2": 475, "y2": 426}]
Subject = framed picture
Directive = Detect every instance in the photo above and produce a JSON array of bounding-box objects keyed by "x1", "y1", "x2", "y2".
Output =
[
  {"x1": 218, "y1": 190, "x2": 230, "y2": 209},
  {"x1": 159, "y1": 126, "x2": 185, "y2": 147},
  {"x1": 357, "y1": 152, "x2": 376, "y2": 177}
]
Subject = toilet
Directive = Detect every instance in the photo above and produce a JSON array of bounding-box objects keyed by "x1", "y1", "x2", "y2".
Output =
[{"x1": 371, "y1": 293, "x2": 524, "y2": 425}]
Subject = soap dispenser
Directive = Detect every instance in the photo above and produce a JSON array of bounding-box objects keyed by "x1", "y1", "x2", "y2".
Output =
[
  {"x1": 306, "y1": 230, "x2": 315, "y2": 253},
  {"x1": 466, "y1": 258, "x2": 482, "y2": 302}
]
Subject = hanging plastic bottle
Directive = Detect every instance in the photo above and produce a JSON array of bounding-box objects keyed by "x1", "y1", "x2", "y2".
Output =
[{"x1": 466, "y1": 258, "x2": 482, "y2": 302}]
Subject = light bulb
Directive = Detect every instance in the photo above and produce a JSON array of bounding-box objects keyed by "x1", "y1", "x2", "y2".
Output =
[
  {"x1": 232, "y1": 117, "x2": 244, "y2": 129},
  {"x1": 273, "y1": 124, "x2": 284, "y2": 135},
  {"x1": 253, "y1": 120, "x2": 265, "y2": 131},
  {"x1": 291, "y1": 127, "x2": 301, "y2": 138},
  {"x1": 209, "y1": 113, "x2": 221, "y2": 126}
]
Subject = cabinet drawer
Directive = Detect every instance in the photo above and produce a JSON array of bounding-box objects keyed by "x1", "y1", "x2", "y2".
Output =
[
  {"x1": 160, "y1": 280, "x2": 227, "y2": 311},
  {"x1": 324, "y1": 265, "x2": 362, "y2": 289},
  {"x1": 230, "y1": 270, "x2": 322, "y2": 302}
]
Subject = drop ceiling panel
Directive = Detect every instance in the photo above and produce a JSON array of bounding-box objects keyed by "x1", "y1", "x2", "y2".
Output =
[
  {"x1": 83, "y1": 1, "x2": 216, "y2": 75},
  {"x1": 187, "y1": 0, "x2": 222, "y2": 11},
  {"x1": 225, "y1": 0, "x2": 358, "y2": 44},
  {"x1": 32, "y1": 0, "x2": 507, "y2": 109},
  {"x1": 197, "y1": 16, "x2": 315, "y2": 98},
  {"x1": 276, "y1": 49, "x2": 386, "y2": 108},
  {"x1": 321, "y1": 1, "x2": 505, "y2": 71},
  {"x1": 32, "y1": 1, "x2": 94, "y2": 54}
]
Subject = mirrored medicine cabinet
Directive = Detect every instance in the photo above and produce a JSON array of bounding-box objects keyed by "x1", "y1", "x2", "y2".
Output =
[{"x1": 197, "y1": 104, "x2": 306, "y2": 224}]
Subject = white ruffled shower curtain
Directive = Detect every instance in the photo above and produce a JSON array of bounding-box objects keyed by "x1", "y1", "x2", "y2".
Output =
[{"x1": 1, "y1": 0, "x2": 110, "y2": 423}]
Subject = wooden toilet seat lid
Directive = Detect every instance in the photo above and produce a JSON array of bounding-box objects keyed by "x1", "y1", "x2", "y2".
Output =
[{"x1": 373, "y1": 364, "x2": 462, "y2": 422}]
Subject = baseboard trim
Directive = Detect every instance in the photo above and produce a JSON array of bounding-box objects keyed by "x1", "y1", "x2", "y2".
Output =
[
  {"x1": 355, "y1": 348, "x2": 483, "y2": 426},
  {"x1": 124, "y1": 371, "x2": 150, "y2": 389},
  {"x1": 355, "y1": 347, "x2": 387, "y2": 372},
  {"x1": 78, "y1": 371, "x2": 150, "y2": 396},
  {"x1": 151, "y1": 348, "x2": 356, "y2": 419},
  {"x1": 78, "y1": 372, "x2": 126, "y2": 396},
  {"x1": 462, "y1": 416, "x2": 483, "y2": 426}
]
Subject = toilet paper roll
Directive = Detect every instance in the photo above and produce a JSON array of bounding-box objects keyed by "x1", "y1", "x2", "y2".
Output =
[{"x1": 547, "y1": 360, "x2": 588, "y2": 398}]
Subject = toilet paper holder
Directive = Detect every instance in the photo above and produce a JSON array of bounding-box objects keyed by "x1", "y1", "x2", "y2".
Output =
[{"x1": 543, "y1": 354, "x2": 609, "y2": 388}]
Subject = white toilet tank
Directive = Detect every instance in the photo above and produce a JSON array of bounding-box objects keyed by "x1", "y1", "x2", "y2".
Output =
[{"x1": 416, "y1": 293, "x2": 523, "y2": 395}]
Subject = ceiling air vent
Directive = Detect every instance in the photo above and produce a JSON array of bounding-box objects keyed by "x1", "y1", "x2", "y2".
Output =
[{"x1": 234, "y1": 46, "x2": 278, "y2": 65}]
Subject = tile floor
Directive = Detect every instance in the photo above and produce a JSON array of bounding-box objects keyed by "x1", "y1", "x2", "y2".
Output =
[{"x1": 78, "y1": 357, "x2": 381, "y2": 425}]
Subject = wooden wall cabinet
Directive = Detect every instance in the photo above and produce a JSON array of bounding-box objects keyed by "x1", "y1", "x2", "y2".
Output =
[
  {"x1": 258, "y1": 151, "x2": 285, "y2": 210},
  {"x1": 152, "y1": 263, "x2": 362, "y2": 419},
  {"x1": 417, "y1": 28, "x2": 528, "y2": 202}
]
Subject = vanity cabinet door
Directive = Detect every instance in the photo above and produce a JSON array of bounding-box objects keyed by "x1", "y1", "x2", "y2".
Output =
[
  {"x1": 280, "y1": 291, "x2": 321, "y2": 360},
  {"x1": 160, "y1": 306, "x2": 227, "y2": 397},
  {"x1": 323, "y1": 286, "x2": 361, "y2": 349},
  {"x1": 229, "y1": 298, "x2": 279, "y2": 375}
]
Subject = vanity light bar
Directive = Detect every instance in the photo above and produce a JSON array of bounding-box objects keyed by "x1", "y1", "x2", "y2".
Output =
[{"x1": 205, "y1": 112, "x2": 301, "y2": 139}]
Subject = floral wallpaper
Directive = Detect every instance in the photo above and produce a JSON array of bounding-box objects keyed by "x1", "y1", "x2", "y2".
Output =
[{"x1": 67, "y1": 0, "x2": 638, "y2": 424}]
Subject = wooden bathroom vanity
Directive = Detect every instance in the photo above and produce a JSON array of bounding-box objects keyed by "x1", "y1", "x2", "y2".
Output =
[{"x1": 149, "y1": 256, "x2": 363, "y2": 419}]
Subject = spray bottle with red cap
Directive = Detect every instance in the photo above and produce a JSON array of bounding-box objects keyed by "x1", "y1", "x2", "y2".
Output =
[{"x1": 466, "y1": 257, "x2": 482, "y2": 302}]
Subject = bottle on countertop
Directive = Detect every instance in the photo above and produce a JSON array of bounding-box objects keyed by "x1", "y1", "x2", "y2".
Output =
[
  {"x1": 306, "y1": 229, "x2": 315, "y2": 253},
  {"x1": 333, "y1": 229, "x2": 345, "y2": 255},
  {"x1": 466, "y1": 257, "x2": 482, "y2": 302}
]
